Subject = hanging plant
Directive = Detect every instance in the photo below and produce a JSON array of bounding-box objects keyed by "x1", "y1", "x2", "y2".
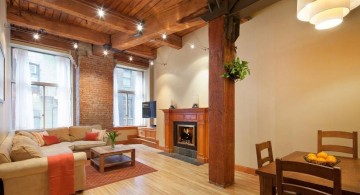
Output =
[{"x1": 221, "y1": 57, "x2": 250, "y2": 82}]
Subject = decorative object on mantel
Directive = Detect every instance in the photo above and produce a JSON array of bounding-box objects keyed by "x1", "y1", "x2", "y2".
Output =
[
  {"x1": 169, "y1": 98, "x2": 176, "y2": 109},
  {"x1": 222, "y1": 57, "x2": 250, "y2": 82},
  {"x1": 106, "y1": 131, "x2": 119, "y2": 149},
  {"x1": 0, "y1": 40, "x2": 4, "y2": 103},
  {"x1": 192, "y1": 94, "x2": 199, "y2": 108},
  {"x1": 297, "y1": 0, "x2": 360, "y2": 30}
]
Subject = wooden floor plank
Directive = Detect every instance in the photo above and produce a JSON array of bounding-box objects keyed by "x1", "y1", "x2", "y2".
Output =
[{"x1": 82, "y1": 144, "x2": 259, "y2": 194}]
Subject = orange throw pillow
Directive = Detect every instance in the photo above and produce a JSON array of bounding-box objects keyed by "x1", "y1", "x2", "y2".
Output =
[
  {"x1": 85, "y1": 132, "x2": 99, "y2": 141},
  {"x1": 43, "y1": 135, "x2": 60, "y2": 146}
]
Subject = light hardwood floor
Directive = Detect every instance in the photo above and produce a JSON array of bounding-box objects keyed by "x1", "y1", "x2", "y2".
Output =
[{"x1": 83, "y1": 144, "x2": 260, "y2": 195}]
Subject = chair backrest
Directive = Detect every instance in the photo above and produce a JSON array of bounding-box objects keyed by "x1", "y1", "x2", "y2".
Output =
[
  {"x1": 318, "y1": 130, "x2": 358, "y2": 159},
  {"x1": 276, "y1": 158, "x2": 341, "y2": 195},
  {"x1": 255, "y1": 141, "x2": 274, "y2": 168}
]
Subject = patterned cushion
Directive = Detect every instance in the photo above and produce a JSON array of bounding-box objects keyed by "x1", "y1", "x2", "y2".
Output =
[
  {"x1": 16, "y1": 131, "x2": 38, "y2": 143},
  {"x1": 92, "y1": 129, "x2": 107, "y2": 141},
  {"x1": 31, "y1": 131, "x2": 49, "y2": 146},
  {"x1": 0, "y1": 132, "x2": 15, "y2": 164}
]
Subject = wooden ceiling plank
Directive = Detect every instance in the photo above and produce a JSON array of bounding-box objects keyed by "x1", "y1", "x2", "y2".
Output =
[
  {"x1": 28, "y1": 2, "x2": 37, "y2": 13},
  {"x1": 111, "y1": 0, "x2": 207, "y2": 50},
  {"x1": 7, "y1": 6, "x2": 110, "y2": 45},
  {"x1": 133, "y1": 0, "x2": 161, "y2": 18},
  {"x1": 152, "y1": 34, "x2": 182, "y2": 50},
  {"x1": 11, "y1": 30, "x2": 73, "y2": 50},
  {"x1": 26, "y1": 0, "x2": 138, "y2": 34},
  {"x1": 36, "y1": 5, "x2": 46, "y2": 15},
  {"x1": 127, "y1": 0, "x2": 148, "y2": 17}
]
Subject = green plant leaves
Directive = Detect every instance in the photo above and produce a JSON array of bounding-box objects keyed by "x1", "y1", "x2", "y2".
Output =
[{"x1": 221, "y1": 57, "x2": 250, "y2": 82}]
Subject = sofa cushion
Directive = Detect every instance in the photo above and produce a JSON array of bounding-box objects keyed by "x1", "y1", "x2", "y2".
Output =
[
  {"x1": 31, "y1": 131, "x2": 49, "y2": 146},
  {"x1": 10, "y1": 135, "x2": 43, "y2": 161},
  {"x1": 69, "y1": 125, "x2": 101, "y2": 141},
  {"x1": 0, "y1": 132, "x2": 15, "y2": 164},
  {"x1": 92, "y1": 129, "x2": 107, "y2": 141},
  {"x1": 43, "y1": 135, "x2": 61, "y2": 146},
  {"x1": 16, "y1": 131, "x2": 38, "y2": 143},
  {"x1": 72, "y1": 141, "x2": 106, "y2": 151},
  {"x1": 46, "y1": 127, "x2": 71, "y2": 142},
  {"x1": 40, "y1": 143, "x2": 74, "y2": 157},
  {"x1": 85, "y1": 132, "x2": 99, "y2": 141}
]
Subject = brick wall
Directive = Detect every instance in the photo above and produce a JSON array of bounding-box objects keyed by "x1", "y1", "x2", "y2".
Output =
[{"x1": 79, "y1": 55, "x2": 114, "y2": 130}]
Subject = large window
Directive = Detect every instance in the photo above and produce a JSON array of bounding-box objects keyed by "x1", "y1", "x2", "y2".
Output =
[
  {"x1": 13, "y1": 48, "x2": 72, "y2": 130},
  {"x1": 114, "y1": 67, "x2": 144, "y2": 126}
]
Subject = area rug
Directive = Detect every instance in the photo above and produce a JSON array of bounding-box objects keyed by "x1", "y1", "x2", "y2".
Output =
[
  {"x1": 158, "y1": 152, "x2": 204, "y2": 166},
  {"x1": 85, "y1": 160, "x2": 157, "y2": 190}
]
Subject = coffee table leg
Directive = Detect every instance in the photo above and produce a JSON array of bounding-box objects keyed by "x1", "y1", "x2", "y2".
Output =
[
  {"x1": 131, "y1": 149, "x2": 135, "y2": 166},
  {"x1": 100, "y1": 155, "x2": 105, "y2": 173}
]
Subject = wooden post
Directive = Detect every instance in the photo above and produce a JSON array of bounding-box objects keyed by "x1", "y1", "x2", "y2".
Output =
[{"x1": 208, "y1": 15, "x2": 236, "y2": 187}]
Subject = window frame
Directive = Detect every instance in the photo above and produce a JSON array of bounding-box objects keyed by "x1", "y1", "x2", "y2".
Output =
[{"x1": 115, "y1": 66, "x2": 144, "y2": 127}]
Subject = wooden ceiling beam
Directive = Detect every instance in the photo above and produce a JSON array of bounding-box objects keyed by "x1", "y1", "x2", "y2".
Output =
[
  {"x1": 151, "y1": 34, "x2": 182, "y2": 50},
  {"x1": 237, "y1": 0, "x2": 281, "y2": 18},
  {"x1": 125, "y1": 45, "x2": 157, "y2": 59},
  {"x1": 25, "y1": 0, "x2": 138, "y2": 34},
  {"x1": 114, "y1": 53, "x2": 149, "y2": 68},
  {"x1": 11, "y1": 30, "x2": 73, "y2": 50},
  {"x1": 111, "y1": 0, "x2": 207, "y2": 50},
  {"x1": 7, "y1": 6, "x2": 110, "y2": 45}
]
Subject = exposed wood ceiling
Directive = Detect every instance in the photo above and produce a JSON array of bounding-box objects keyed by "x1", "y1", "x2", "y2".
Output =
[{"x1": 6, "y1": 0, "x2": 280, "y2": 64}]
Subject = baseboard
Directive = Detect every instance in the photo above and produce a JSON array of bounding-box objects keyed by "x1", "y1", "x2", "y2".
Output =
[{"x1": 234, "y1": 164, "x2": 256, "y2": 175}]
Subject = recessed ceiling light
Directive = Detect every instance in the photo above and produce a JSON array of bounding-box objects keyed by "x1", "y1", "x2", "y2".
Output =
[
  {"x1": 129, "y1": 56, "x2": 133, "y2": 61},
  {"x1": 97, "y1": 8, "x2": 105, "y2": 18},
  {"x1": 103, "y1": 50, "x2": 108, "y2": 56},
  {"x1": 150, "y1": 60, "x2": 154, "y2": 65},
  {"x1": 161, "y1": 33, "x2": 167, "y2": 40},
  {"x1": 190, "y1": 44, "x2": 195, "y2": 49},
  {"x1": 33, "y1": 33, "x2": 40, "y2": 40},
  {"x1": 73, "y1": 42, "x2": 78, "y2": 49},
  {"x1": 137, "y1": 23, "x2": 143, "y2": 31}
]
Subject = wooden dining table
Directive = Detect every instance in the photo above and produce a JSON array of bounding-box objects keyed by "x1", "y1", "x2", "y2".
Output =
[{"x1": 255, "y1": 151, "x2": 360, "y2": 195}]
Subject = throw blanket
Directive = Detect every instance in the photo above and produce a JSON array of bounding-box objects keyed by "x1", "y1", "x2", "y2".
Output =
[{"x1": 48, "y1": 153, "x2": 75, "y2": 195}]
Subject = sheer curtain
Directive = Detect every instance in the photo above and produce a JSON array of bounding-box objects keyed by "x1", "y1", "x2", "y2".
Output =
[
  {"x1": 13, "y1": 48, "x2": 34, "y2": 130},
  {"x1": 113, "y1": 68, "x2": 120, "y2": 126},
  {"x1": 56, "y1": 56, "x2": 71, "y2": 127},
  {"x1": 133, "y1": 71, "x2": 144, "y2": 126}
]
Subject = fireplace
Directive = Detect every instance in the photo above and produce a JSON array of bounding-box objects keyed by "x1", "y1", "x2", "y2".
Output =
[{"x1": 174, "y1": 122, "x2": 197, "y2": 151}]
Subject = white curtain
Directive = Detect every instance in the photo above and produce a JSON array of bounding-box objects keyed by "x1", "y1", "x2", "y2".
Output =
[
  {"x1": 14, "y1": 48, "x2": 34, "y2": 130},
  {"x1": 113, "y1": 68, "x2": 120, "y2": 126},
  {"x1": 56, "y1": 56, "x2": 71, "y2": 127},
  {"x1": 133, "y1": 71, "x2": 144, "y2": 126}
]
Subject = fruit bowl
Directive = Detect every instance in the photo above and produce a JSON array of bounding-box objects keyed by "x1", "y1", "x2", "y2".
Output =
[{"x1": 303, "y1": 155, "x2": 341, "y2": 167}]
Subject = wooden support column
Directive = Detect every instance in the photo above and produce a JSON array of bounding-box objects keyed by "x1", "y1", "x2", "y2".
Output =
[{"x1": 208, "y1": 15, "x2": 236, "y2": 187}]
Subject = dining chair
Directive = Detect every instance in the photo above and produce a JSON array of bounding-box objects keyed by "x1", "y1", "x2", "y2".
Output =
[
  {"x1": 276, "y1": 158, "x2": 341, "y2": 195},
  {"x1": 255, "y1": 141, "x2": 274, "y2": 168},
  {"x1": 318, "y1": 130, "x2": 358, "y2": 159}
]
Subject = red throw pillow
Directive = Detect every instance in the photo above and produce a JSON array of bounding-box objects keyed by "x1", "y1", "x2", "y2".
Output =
[
  {"x1": 85, "y1": 132, "x2": 99, "y2": 141},
  {"x1": 43, "y1": 135, "x2": 60, "y2": 146}
]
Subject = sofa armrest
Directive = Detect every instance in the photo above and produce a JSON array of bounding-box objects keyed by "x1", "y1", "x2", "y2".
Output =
[{"x1": 0, "y1": 152, "x2": 87, "y2": 179}]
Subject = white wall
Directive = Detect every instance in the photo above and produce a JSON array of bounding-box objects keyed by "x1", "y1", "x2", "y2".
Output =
[
  {"x1": 235, "y1": 0, "x2": 360, "y2": 168},
  {"x1": 155, "y1": 26, "x2": 209, "y2": 146},
  {"x1": 0, "y1": 0, "x2": 12, "y2": 142}
]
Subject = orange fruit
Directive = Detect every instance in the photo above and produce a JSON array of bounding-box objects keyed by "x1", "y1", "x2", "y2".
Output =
[
  {"x1": 307, "y1": 153, "x2": 317, "y2": 161},
  {"x1": 316, "y1": 157, "x2": 326, "y2": 163},
  {"x1": 317, "y1": 151, "x2": 328, "y2": 159},
  {"x1": 326, "y1": 155, "x2": 337, "y2": 163}
]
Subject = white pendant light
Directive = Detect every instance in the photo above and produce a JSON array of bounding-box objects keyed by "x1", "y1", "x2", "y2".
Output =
[{"x1": 297, "y1": 0, "x2": 360, "y2": 30}]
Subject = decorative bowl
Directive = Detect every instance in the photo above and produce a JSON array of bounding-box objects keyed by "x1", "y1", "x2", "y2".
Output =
[{"x1": 303, "y1": 155, "x2": 341, "y2": 167}]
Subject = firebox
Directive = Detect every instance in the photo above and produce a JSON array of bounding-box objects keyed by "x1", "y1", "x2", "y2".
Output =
[{"x1": 173, "y1": 122, "x2": 197, "y2": 151}]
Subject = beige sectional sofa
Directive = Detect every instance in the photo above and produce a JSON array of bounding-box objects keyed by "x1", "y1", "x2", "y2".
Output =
[{"x1": 0, "y1": 125, "x2": 107, "y2": 195}]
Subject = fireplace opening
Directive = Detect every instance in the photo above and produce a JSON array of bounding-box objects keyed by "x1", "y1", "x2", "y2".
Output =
[{"x1": 174, "y1": 122, "x2": 197, "y2": 151}]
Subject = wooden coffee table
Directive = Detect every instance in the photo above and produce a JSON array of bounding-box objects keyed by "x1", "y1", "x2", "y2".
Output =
[{"x1": 90, "y1": 145, "x2": 135, "y2": 173}]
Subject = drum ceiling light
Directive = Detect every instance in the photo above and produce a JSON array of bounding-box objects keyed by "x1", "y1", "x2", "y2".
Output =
[{"x1": 297, "y1": 0, "x2": 360, "y2": 30}]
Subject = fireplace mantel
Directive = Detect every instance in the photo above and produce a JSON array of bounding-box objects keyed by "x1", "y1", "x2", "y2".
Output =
[{"x1": 162, "y1": 108, "x2": 208, "y2": 163}]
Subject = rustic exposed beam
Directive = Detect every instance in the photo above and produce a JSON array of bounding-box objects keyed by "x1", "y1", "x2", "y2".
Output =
[
  {"x1": 11, "y1": 30, "x2": 73, "y2": 50},
  {"x1": 7, "y1": 6, "x2": 110, "y2": 45},
  {"x1": 151, "y1": 34, "x2": 182, "y2": 50},
  {"x1": 26, "y1": 0, "x2": 138, "y2": 34},
  {"x1": 125, "y1": 45, "x2": 157, "y2": 59},
  {"x1": 111, "y1": 0, "x2": 207, "y2": 50},
  {"x1": 237, "y1": 0, "x2": 281, "y2": 18},
  {"x1": 114, "y1": 53, "x2": 149, "y2": 68}
]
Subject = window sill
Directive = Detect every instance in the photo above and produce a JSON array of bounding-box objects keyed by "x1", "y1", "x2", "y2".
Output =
[{"x1": 113, "y1": 126, "x2": 146, "y2": 131}]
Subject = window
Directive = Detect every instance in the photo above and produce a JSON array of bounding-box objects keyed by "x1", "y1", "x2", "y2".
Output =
[
  {"x1": 13, "y1": 48, "x2": 72, "y2": 130},
  {"x1": 114, "y1": 67, "x2": 144, "y2": 126}
]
